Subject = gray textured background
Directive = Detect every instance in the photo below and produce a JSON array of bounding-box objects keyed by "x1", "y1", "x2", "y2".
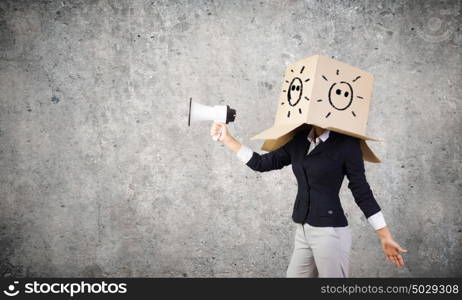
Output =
[{"x1": 0, "y1": 0, "x2": 461, "y2": 277}]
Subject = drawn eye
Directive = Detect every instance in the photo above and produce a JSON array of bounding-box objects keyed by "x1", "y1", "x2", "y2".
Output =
[
  {"x1": 344, "y1": 91, "x2": 349, "y2": 97},
  {"x1": 336, "y1": 89, "x2": 341, "y2": 95},
  {"x1": 291, "y1": 85, "x2": 296, "y2": 91}
]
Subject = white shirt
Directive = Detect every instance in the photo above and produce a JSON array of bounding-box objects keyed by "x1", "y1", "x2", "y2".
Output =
[
  {"x1": 236, "y1": 127, "x2": 386, "y2": 231},
  {"x1": 306, "y1": 127, "x2": 330, "y2": 155}
]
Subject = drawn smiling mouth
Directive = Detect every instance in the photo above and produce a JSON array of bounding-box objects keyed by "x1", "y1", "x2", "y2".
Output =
[{"x1": 3, "y1": 290, "x2": 19, "y2": 297}]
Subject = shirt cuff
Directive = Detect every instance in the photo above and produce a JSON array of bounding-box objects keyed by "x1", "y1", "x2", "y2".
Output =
[
  {"x1": 367, "y1": 211, "x2": 387, "y2": 230},
  {"x1": 236, "y1": 144, "x2": 254, "y2": 164}
]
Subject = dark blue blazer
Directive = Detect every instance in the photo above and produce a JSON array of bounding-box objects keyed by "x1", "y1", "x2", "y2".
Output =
[{"x1": 245, "y1": 125, "x2": 382, "y2": 227}]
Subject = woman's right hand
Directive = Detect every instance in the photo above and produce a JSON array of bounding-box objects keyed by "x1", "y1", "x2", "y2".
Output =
[
  {"x1": 210, "y1": 122, "x2": 242, "y2": 153},
  {"x1": 210, "y1": 122, "x2": 230, "y2": 143}
]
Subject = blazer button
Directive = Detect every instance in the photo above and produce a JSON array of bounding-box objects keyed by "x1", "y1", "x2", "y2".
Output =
[{"x1": 327, "y1": 210, "x2": 333, "y2": 215}]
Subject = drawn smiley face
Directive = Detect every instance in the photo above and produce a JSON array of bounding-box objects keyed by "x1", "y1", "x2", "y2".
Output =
[
  {"x1": 281, "y1": 66, "x2": 310, "y2": 118},
  {"x1": 318, "y1": 72, "x2": 363, "y2": 119},
  {"x1": 287, "y1": 77, "x2": 303, "y2": 106},
  {"x1": 328, "y1": 81, "x2": 353, "y2": 111}
]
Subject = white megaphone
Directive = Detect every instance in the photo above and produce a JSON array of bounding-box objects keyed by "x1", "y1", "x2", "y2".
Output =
[{"x1": 188, "y1": 98, "x2": 236, "y2": 141}]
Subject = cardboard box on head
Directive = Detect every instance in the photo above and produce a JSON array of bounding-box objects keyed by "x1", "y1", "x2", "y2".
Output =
[{"x1": 250, "y1": 54, "x2": 382, "y2": 163}]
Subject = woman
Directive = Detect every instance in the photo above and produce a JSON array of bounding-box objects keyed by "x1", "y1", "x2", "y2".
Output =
[{"x1": 210, "y1": 122, "x2": 407, "y2": 277}]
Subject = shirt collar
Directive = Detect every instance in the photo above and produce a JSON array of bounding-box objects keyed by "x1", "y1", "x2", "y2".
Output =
[{"x1": 307, "y1": 127, "x2": 330, "y2": 144}]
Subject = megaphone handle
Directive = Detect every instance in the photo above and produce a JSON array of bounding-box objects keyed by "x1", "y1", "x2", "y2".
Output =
[{"x1": 212, "y1": 126, "x2": 223, "y2": 141}]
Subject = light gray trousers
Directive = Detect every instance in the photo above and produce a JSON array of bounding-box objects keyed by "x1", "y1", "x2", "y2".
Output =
[{"x1": 286, "y1": 222, "x2": 352, "y2": 278}]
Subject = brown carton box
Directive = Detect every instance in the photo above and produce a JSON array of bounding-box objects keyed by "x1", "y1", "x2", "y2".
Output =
[{"x1": 251, "y1": 54, "x2": 381, "y2": 163}]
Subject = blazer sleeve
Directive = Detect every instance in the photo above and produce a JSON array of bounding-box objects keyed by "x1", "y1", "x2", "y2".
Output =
[
  {"x1": 245, "y1": 134, "x2": 297, "y2": 172},
  {"x1": 343, "y1": 137, "x2": 382, "y2": 218}
]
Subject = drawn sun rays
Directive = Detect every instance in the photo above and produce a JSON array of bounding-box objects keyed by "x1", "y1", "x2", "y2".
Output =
[
  {"x1": 280, "y1": 66, "x2": 310, "y2": 118},
  {"x1": 318, "y1": 70, "x2": 364, "y2": 119}
]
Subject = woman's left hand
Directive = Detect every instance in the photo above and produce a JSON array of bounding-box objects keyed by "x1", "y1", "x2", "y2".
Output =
[{"x1": 380, "y1": 237, "x2": 408, "y2": 268}]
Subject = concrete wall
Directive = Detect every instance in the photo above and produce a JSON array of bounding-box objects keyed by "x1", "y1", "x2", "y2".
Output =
[{"x1": 0, "y1": 0, "x2": 460, "y2": 277}]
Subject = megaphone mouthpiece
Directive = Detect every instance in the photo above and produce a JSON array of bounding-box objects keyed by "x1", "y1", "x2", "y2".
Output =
[{"x1": 226, "y1": 105, "x2": 236, "y2": 123}]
